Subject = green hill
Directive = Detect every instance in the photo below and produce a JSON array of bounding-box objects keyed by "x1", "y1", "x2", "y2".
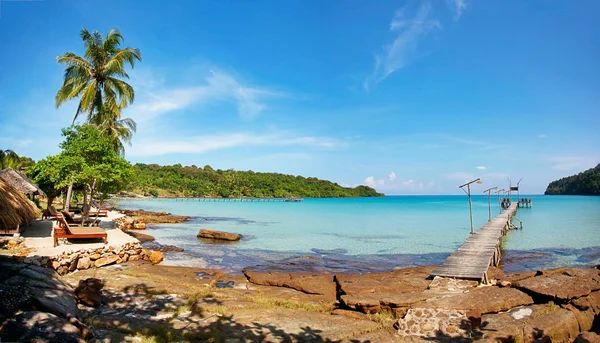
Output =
[
  {"x1": 545, "y1": 164, "x2": 600, "y2": 195},
  {"x1": 127, "y1": 163, "x2": 383, "y2": 198}
]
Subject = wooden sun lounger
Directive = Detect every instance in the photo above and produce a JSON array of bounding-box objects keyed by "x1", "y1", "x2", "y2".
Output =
[
  {"x1": 89, "y1": 206, "x2": 108, "y2": 217},
  {"x1": 42, "y1": 205, "x2": 59, "y2": 220},
  {"x1": 61, "y1": 211, "x2": 100, "y2": 226},
  {"x1": 54, "y1": 214, "x2": 107, "y2": 247}
]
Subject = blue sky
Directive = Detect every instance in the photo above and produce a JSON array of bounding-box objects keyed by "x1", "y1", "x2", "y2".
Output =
[{"x1": 1, "y1": 0, "x2": 599, "y2": 195}]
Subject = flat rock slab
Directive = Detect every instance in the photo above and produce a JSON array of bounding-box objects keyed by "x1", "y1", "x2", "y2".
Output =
[
  {"x1": 421, "y1": 286, "x2": 534, "y2": 314},
  {"x1": 515, "y1": 268, "x2": 600, "y2": 300},
  {"x1": 244, "y1": 270, "x2": 336, "y2": 301},
  {"x1": 226, "y1": 308, "x2": 381, "y2": 342},
  {"x1": 0, "y1": 311, "x2": 81, "y2": 343},
  {"x1": 336, "y1": 266, "x2": 435, "y2": 297}
]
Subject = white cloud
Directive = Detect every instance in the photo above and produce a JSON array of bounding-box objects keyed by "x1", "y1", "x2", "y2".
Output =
[
  {"x1": 129, "y1": 70, "x2": 283, "y2": 122},
  {"x1": 548, "y1": 156, "x2": 598, "y2": 171},
  {"x1": 364, "y1": 176, "x2": 385, "y2": 188},
  {"x1": 476, "y1": 166, "x2": 486, "y2": 170},
  {"x1": 389, "y1": 171, "x2": 397, "y2": 181},
  {"x1": 127, "y1": 132, "x2": 340, "y2": 157},
  {"x1": 364, "y1": 2, "x2": 442, "y2": 89},
  {"x1": 447, "y1": 0, "x2": 467, "y2": 20}
]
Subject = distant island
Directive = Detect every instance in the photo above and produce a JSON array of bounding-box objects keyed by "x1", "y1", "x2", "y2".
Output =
[
  {"x1": 545, "y1": 163, "x2": 600, "y2": 195},
  {"x1": 126, "y1": 163, "x2": 384, "y2": 198}
]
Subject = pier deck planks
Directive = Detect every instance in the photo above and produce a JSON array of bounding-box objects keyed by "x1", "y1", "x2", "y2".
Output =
[{"x1": 431, "y1": 203, "x2": 518, "y2": 282}]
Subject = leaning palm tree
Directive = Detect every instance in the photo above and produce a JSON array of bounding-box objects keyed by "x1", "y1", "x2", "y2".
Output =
[
  {"x1": 91, "y1": 108, "x2": 137, "y2": 155},
  {"x1": 55, "y1": 28, "x2": 141, "y2": 124},
  {"x1": 0, "y1": 149, "x2": 19, "y2": 169}
]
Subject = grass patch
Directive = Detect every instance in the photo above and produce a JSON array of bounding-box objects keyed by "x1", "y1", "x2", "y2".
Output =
[
  {"x1": 367, "y1": 309, "x2": 396, "y2": 328},
  {"x1": 241, "y1": 291, "x2": 335, "y2": 313}
]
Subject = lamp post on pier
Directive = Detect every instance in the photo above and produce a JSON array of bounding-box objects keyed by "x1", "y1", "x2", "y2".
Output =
[
  {"x1": 494, "y1": 188, "x2": 505, "y2": 214},
  {"x1": 459, "y1": 178, "x2": 483, "y2": 235},
  {"x1": 483, "y1": 187, "x2": 498, "y2": 221}
]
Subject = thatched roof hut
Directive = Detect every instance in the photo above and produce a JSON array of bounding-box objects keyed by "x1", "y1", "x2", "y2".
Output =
[
  {"x1": 0, "y1": 168, "x2": 45, "y2": 197},
  {"x1": 0, "y1": 178, "x2": 41, "y2": 234}
]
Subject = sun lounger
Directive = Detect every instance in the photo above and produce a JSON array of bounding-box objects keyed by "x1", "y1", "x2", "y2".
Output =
[
  {"x1": 42, "y1": 205, "x2": 59, "y2": 220},
  {"x1": 88, "y1": 206, "x2": 108, "y2": 217},
  {"x1": 54, "y1": 213, "x2": 107, "y2": 247},
  {"x1": 60, "y1": 210, "x2": 100, "y2": 226}
]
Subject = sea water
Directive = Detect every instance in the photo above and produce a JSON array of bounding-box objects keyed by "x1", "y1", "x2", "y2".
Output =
[{"x1": 115, "y1": 195, "x2": 600, "y2": 273}]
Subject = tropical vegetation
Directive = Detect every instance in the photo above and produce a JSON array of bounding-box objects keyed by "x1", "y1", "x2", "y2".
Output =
[
  {"x1": 55, "y1": 28, "x2": 140, "y2": 155},
  {"x1": 29, "y1": 125, "x2": 133, "y2": 214},
  {"x1": 126, "y1": 163, "x2": 383, "y2": 198},
  {"x1": 545, "y1": 164, "x2": 600, "y2": 195},
  {"x1": 0, "y1": 149, "x2": 35, "y2": 171}
]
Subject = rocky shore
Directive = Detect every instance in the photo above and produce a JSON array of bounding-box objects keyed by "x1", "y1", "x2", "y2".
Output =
[{"x1": 2, "y1": 250, "x2": 599, "y2": 342}]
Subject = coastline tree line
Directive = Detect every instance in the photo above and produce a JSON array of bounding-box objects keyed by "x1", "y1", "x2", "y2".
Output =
[
  {"x1": 126, "y1": 163, "x2": 382, "y2": 198},
  {"x1": 545, "y1": 164, "x2": 600, "y2": 195}
]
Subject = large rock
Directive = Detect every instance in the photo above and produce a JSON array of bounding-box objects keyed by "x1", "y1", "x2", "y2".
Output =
[
  {"x1": 197, "y1": 228, "x2": 242, "y2": 241},
  {"x1": 149, "y1": 250, "x2": 164, "y2": 264},
  {"x1": 574, "y1": 332, "x2": 600, "y2": 343},
  {"x1": 74, "y1": 278, "x2": 104, "y2": 307},
  {"x1": 126, "y1": 230, "x2": 155, "y2": 242},
  {"x1": 143, "y1": 241, "x2": 184, "y2": 252},
  {"x1": 244, "y1": 270, "x2": 336, "y2": 301},
  {"x1": 77, "y1": 256, "x2": 91, "y2": 270},
  {"x1": 421, "y1": 286, "x2": 534, "y2": 314},
  {"x1": 522, "y1": 307, "x2": 580, "y2": 342},
  {"x1": 94, "y1": 254, "x2": 119, "y2": 268},
  {"x1": 514, "y1": 268, "x2": 600, "y2": 300},
  {"x1": 0, "y1": 311, "x2": 81, "y2": 343}
]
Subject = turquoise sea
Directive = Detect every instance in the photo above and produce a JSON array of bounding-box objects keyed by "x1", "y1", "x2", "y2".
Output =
[{"x1": 115, "y1": 195, "x2": 600, "y2": 273}]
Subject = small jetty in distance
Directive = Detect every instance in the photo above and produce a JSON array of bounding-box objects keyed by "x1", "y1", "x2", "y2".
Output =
[{"x1": 174, "y1": 197, "x2": 304, "y2": 202}]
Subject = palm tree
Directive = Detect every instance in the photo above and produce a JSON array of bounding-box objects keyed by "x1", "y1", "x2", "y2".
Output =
[
  {"x1": 0, "y1": 149, "x2": 19, "y2": 169},
  {"x1": 55, "y1": 28, "x2": 142, "y2": 124},
  {"x1": 91, "y1": 108, "x2": 137, "y2": 155}
]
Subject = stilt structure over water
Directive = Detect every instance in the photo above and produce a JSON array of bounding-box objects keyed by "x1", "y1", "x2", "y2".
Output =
[{"x1": 431, "y1": 202, "x2": 519, "y2": 284}]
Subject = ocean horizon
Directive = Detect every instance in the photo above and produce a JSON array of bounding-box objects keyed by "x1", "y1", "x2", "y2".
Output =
[{"x1": 115, "y1": 195, "x2": 600, "y2": 274}]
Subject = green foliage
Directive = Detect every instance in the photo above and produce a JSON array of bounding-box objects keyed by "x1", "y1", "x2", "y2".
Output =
[
  {"x1": 55, "y1": 27, "x2": 142, "y2": 124},
  {"x1": 28, "y1": 155, "x2": 67, "y2": 201},
  {"x1": 59, "y1": 125, "x2": 133, "y2": 193},
  {"x1": 0, "y1": 149, "x2": 19, "y2": 169},
  {"x1": 545, "y1": 164, "x2": 600, "y2": 195},
  {"x1": 127, "y1": 163, "x2": 383, "y2": 198}
]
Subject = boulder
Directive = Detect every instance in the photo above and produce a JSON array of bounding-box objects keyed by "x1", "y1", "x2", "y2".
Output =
[
  {"x1": 89, "y1": 253, "x2": 102, "y2": 261},
  {"x1": 74, "y1": 278, "x2": 104, "y2": 307},
  {"x1": 94, "y1": 254, "x2": 119, "y2": 268},
  {"x1": 197, "y1": 229, "x2": 242, "y2": 241},
  {"x1": 0, "y1": 311, "x2": 81, "y2": 343},
  {"x1": 149, "y1": 250, "x2": 164, "y2": 264},
  {"x1": 574, "y1": 332, "x2": 600, "y2": 343},
  {"x1": 133, "y1": 222, "x2": 146, "y2": 230},
  {"x1": 244, "y1": 270, "x2": 336, "y2": 301},
  {"x1": 77, "y1": 256, "x2": 91, "y2": 270},
  {"x1": 514, "y1": 268, "x2": 600, "y2": 300},
  {"x1": 522, "y1": 307, "x2": 580, "y2": 342}
]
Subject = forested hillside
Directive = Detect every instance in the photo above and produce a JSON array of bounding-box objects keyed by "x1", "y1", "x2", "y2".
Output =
[
  {"x1": 545, "y1": 164, "x2": 600, "y2": 195},
  {"x1": 126, "y1": 163, "x2": 383, "y2": 198}
]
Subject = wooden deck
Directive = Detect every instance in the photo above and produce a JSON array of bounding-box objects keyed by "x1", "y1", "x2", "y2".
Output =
[{"x1": 431, "y1": 202, "x2": 519, "y2": 283}]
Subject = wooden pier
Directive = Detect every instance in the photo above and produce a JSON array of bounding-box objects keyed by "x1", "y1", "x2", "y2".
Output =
[
  {"x1": 431, "y1": 202, "x2": 519, "y2": 283},
  {"x1": 174, "y1": 197, "x2": 304, "y2": 203}
]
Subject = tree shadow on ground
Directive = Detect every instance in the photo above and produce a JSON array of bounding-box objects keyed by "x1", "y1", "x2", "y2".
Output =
[{"x1": 82, "y1": 282, "x2": 375, "y2": 342}]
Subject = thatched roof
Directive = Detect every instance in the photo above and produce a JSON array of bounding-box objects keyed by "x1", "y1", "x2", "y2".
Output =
[
  {"x1": 0, "y1": 178, "x2": 41, "y2": 233},
  {"x1": 0, "y1": 168, "x2": 45, "y2": 197}
]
